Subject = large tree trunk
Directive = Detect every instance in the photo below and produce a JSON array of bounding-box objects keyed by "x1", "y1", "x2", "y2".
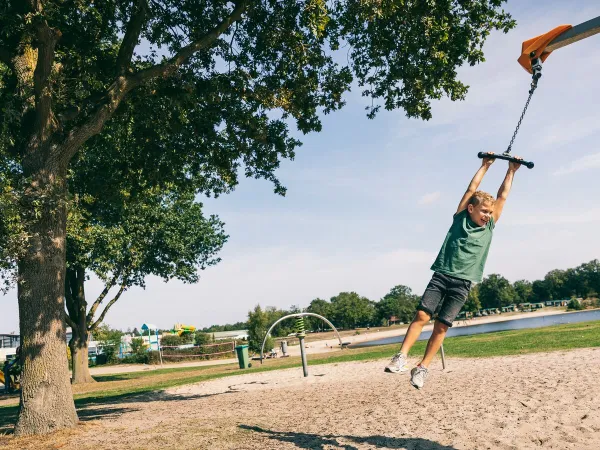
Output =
[{"x1": 15, "y1": 166, "x2": 78, "y2": 435}]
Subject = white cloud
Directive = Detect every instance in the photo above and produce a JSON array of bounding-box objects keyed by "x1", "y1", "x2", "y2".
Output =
[
  {"x1": 419, "y1": 191, "x2": 441, "y2": 205},
  {"x1": 553, "y1": 152, "x2": 600, "y2": 175}
]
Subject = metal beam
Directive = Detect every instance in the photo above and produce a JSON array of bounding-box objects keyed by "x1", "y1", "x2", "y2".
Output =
[{"x1": 546, "y1": 16, "x2": 600, "y2": 52}]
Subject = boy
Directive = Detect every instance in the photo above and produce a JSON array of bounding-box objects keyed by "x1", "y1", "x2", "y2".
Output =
[{"x1": 384, "y1": 154, "x2": 521, "y2": 389}]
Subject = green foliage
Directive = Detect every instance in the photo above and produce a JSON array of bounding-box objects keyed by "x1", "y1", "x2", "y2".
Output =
[
  {"x1": 329, "y1": 292, "x2": 375, "y2": 329},
  {"x1": 521, "y1": 260, "x2": 600, "y2": 303},
  {"x1": 305, "y1": 298, "x2": 332, "y2": 331},
  {"x1": 160, "y1": 334, "x2": 193, "y2": 347},
  {"x1": 462, "y1": 284, "x2": 482, "y2": 314},
  {"x1": 194, "y1": 332, "x2": 213, "y2": 346},
  {"x1": 94, "y1": 325, "x2": 123, "y2": 364},
  {"x1": 375, "y1": 285, "x2": 419, "y2": 325},
  {"x1": 0, "y1": 0, "x2": 516, "y2": 275},
  {"x1": 567, "y1": 298, "x2": 584, "y2": 311},
  {"x1": 201, "y1": 322, "x2": 248, "y2": 333},
  {"x1": 129, "y1": 338, "x2": 147, "y2": 356},
  {"x1": 247, "y1": 305, "x2": 274, "y2": 353},
  {"x1": 479, "y1": 274, "x2": 516, "y2": 309},
  {"x1": 66, "y1": 188, "x2": 228, "y2": 291},
  {"x1": 513, "y1": 280, "x2": 533, "y2": 304}
]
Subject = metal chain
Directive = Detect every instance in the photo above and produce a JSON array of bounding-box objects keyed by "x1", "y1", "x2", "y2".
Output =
[{"x1": 505, "y1": 79, "x2": 539, "y2": 154}]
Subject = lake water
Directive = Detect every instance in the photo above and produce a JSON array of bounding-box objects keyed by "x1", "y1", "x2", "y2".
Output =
[{"x1": 350, "y1": 309, "x2": 600, "y2": 348}]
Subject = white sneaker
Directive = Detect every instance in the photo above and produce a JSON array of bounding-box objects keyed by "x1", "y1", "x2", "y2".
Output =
[
  {"x1": 384, "y1": 352, "x2": 409, "y2": 373},
  {"x1": 410, "y1": 365, "x2": 429, "y2": 389}
]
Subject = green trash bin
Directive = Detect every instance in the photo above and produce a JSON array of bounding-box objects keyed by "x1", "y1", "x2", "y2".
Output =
[{"x1": 235, "y1": 344, "x2": 250, "y2": 369}]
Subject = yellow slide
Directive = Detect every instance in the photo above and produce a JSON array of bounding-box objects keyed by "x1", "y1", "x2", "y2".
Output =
[{"x1": 0, "y1": 370, "x2": 20, "y2": 391}]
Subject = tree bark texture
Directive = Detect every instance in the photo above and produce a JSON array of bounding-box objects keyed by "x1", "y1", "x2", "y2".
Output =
[
  {"x1": 68, "y1": 333, "x2": 94, "y2": 385},
  {"x1": 65, "y1": 266, "x2": 95, "y2": 384},
  {"x1": 15, "y1": 166, "x2": 78, "y2": 435}
]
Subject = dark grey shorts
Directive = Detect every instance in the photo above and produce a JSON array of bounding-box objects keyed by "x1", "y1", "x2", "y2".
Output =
[{"x1": 417, "y1": 272, "x2": 472, "y2": 327}]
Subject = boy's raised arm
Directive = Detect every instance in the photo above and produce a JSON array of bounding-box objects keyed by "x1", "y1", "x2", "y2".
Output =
[
  {"x1": 492, "y1": 159, "x2": 521, "y2": 223},
  {"x1": 456, "y1": 154, "x2": 494, "y2": 214}
]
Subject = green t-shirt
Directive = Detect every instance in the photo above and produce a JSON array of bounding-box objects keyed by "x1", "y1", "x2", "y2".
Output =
[{"x1": 430, "y1": 209, "x2": 495, "y2": 283}]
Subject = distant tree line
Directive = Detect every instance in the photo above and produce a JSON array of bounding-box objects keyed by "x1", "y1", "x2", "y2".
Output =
[
  {"x1": 200, "y1": 322, "x2": 249, "y2": 333},
  {"x1": 470, "y1": 259, "x2": 600, "y2": 312},
  {"x1": 97, "y1": 259, "x2": 600, "y2": 355},
  {"x1": 244, "y1": 259, "x2": 600, "y2": 351}
]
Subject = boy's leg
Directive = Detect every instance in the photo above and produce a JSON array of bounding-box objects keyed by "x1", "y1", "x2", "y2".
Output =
[
  {"x1": 399, "y1": 310, "x2": 431, "y2": 355},
  {"x1": 410, "y1": 275, "x2": 471, "y2": 389},
  {"x1": 418, "y1": 319, "x2": 449, "y2": 367},
  {"x1": 402, "y1": 273, "x2": 447, "y2": 355},
  {"x1": 385, "y1": 273, "x2": 446, "y2": 373}
]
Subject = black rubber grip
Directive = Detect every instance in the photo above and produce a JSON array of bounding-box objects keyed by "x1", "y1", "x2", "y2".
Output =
[{"x1": 477, "y1": 152, "x2": 534, "y2": 169}]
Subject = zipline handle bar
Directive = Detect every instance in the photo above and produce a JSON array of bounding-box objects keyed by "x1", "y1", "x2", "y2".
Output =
[{"x1": 477, "y1": 152, "x2": 534, "y2": 169}]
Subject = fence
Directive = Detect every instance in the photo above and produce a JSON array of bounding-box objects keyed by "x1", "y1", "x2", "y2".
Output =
[{"x1": 160, "y1": 341, "x2": 236, "y2": 361}]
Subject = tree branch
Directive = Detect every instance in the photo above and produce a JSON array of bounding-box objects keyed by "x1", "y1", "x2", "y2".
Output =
[
  {"x1": 86, "y1": 274, "x2": 119, "y2": 324},
  {"x1": 132, "y1": 0, "x2": 247, "y2": 84},
  {"x1": 116, "y1": 0, "x2": 149, "y2": 76},
  {"x1": 65, "y1": 313, "x2": 76, "y2": 330},
  {"x1": 56, "y1": 1, "x2": 247, "y2": 165},
  {"x1": 64, "y1": 268, "x2": 78, "y2": 321},
  {"x1": 89, "y1": 284, "x2": 127, "y2": 332},
  {"x1": 24, "y1": 1, "x2": 62, "y2": 163}
]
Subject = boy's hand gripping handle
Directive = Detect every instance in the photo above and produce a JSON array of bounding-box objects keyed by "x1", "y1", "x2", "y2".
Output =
[{"x1": 477, "y1": 152, "x2": 534, "y2": 169}]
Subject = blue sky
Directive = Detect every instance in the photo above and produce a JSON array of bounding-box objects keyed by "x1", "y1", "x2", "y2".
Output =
[{"x1": 2, "y1": 1, "x2": 600, "y2": 333}]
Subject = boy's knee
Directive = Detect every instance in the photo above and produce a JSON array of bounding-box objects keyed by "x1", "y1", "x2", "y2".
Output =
[
  {"x1": 433, "y1": 320, "x2": 449, "y2": 333},
  {"x1": 414, "y1": 310, "x2": 431, "y2": 324}
]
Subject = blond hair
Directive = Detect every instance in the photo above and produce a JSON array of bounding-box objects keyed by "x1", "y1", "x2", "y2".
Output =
[{"x1": 468, "y1": 191, "x2": 495, "y2": 206}]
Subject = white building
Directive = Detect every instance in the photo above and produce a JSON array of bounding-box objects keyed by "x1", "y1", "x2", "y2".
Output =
[
  {"x1": 0, "y1": 333, "x2": 20, "y2": 362},
  {"x1": 211, "y1": 330, "x2": 249, "y2": 341}
]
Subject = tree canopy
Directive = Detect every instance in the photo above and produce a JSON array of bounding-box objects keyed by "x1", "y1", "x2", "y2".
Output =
[
  {"x1": 65, "y1": 185, "x2": 227, "y2": 383},
  {"x1": 0, "y1": 0, "x2": 515, "y2": 436}
]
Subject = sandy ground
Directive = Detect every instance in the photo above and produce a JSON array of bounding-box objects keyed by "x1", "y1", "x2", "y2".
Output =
[
  {"x1": 3, "y1": 347, "x2": 599, "y2": 449},
  {"x1": 84, "y1": 308, "x2": 577, "y2": 376},
  {"x1": 87, "y1": 356, "x2": 238, "y2": 375}
]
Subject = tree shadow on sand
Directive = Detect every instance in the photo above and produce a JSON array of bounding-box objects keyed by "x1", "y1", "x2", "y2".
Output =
[
  {"x1": 239, "y1": 425, "x2": 458, "y2": 450},
  {"x1": 0, "y1": 380, "x2": 265, "y2": 433}
]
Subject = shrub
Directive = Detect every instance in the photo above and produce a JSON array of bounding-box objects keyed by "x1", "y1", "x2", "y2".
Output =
[
  {"x1": 130, "y1": 337, "x2": 147, "y2": 355},
  {"x1": 194, "y1": 332, "x2": 213, "y2": 346},
  {"x1": 567, "y1": 298, "x2": 584, "y2": 311},
  {"x1": 161, "y1": 334, "x2": 193, "y2": 347}
]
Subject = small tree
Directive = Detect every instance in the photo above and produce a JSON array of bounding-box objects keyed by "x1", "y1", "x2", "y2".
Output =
[
  {"x1": 129, "y1": 337, "x2": 147, "y2": 356},
  {"x1": 567, "y1": 298, "x2": 584, "y2": 311},
  {"x1": 247, "y1": 305, "x2": 274, "y2": 353},
  {"x1": 194, "y1": 332, "x2": 213, "y2": 346},
  {"x1": 94, "y1": 325, "x2": 123, "y2": 364},
  {"x1": 305, "y1": 298, "x2": 332, "y2": 332},
  {"x1": 161, "y1": 334, "x2": 193, "y2": 347},
  {"x1": 330, "y1": 292, "x2": 375, "y2": 329},
  {"x1": 375, "y1": 285, "x2": 419, "y2": 325},
  {"x1": 462, "y1": 284, "x2": 482, "y2": 314},
  {"x1": 513, "y1": 280, "x2": 533, "y2": 305},
  {"x1": 479, "y1": 274, "x2": 516, "y2": 309},
  {"x1": 65, "y1": 188, "x2": 226, "y2": 384}
]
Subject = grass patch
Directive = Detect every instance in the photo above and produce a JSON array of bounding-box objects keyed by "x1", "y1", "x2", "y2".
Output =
[{"x1": 1, "y1": 320, "x2": 598, "y2": 428}]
